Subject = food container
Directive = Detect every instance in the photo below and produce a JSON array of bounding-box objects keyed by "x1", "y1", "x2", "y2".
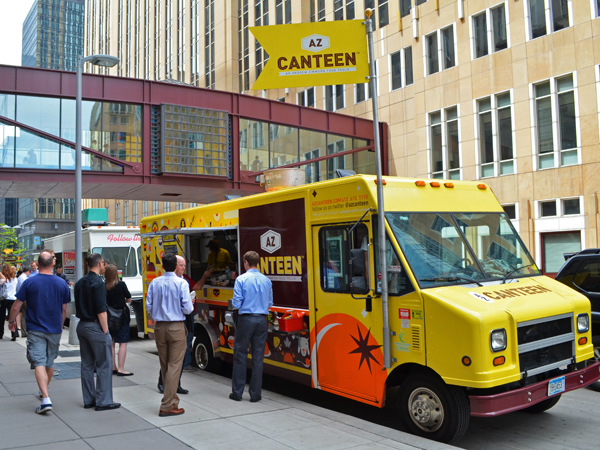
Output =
[{"x1": 278, "y1": 310, "x2": 305, "y2": 332}]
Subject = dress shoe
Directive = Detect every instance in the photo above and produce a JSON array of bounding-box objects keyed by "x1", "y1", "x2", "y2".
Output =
[
  {"x1": 116, "y1": 371, "x2": 134, "y2": 376},
  {"x1": 229, "y1": 393, "x2": 242, "y2": 401},
  {"x1": 157, "y1": 383, "x2": 164, "y2": 393},
  {"x1": 177, "y1": 386, "x2": 189, "y2": 395},
  {"x1": 95, "y1": 402, "x2": 121, "y2": 411},
  {"x1": 250, "y1": 396, "x2": 262, "y2": 403},
  {"x1": 84, "y1": 402, "x2": 96, "y2": 409},
  {"x1": 159, "y1": 407, "x2": 185, "y2": 417}
]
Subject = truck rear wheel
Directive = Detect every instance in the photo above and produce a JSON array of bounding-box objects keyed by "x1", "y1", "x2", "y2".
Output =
[
  {"x1": 192, "y1": 332, "x2": 221, "y2": 373},
  {"x1": 522, "y1": 395, "x2": 561, "y2": 413},
  {"x1": 397, "y1": 374, "x2": 470, "y2": 443}
]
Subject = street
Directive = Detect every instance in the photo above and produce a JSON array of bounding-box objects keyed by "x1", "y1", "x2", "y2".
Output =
[{"x1": 252, "y1": 367, "x2": 600, "y2": 449}]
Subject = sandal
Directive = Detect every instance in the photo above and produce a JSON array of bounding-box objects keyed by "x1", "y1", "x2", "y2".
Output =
[{"x1": 116, "y1": 371, "x2": 134, "y2": 376}]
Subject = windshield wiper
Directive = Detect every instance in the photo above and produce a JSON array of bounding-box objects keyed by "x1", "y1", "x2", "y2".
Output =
[
  {"x1": 421, "y1": 276, "x2": 483, "y2": 287},
  {"x1": 502, "y1": 264, "x2": 535, "y2": 284}
]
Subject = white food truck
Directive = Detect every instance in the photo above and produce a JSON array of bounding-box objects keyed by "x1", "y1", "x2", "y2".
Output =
[{"x1": 45, "y1": 212, "x2": 144, "y2": 336}]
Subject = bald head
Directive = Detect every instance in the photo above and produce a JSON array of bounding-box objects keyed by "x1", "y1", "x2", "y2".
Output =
[{"x1": 175, "y1": 255, "x2": 186, "y2": 277}]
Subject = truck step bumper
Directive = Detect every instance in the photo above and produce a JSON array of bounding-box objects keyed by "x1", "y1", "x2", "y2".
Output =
[{"x1": 469, "y1": 360, "x2": 600, "y2": 417}]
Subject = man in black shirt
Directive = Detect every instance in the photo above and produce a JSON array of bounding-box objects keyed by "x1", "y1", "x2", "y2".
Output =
[{"x1": 75, "y1": 253, "x2": 120, "y2": 411}]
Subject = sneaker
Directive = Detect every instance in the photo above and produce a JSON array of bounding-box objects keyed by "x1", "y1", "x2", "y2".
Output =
[{"x1": 36, "y1": 403, "x2": 52, "y2": 414}]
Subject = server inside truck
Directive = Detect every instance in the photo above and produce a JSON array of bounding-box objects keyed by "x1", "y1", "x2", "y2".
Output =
[{"x1": 187, "y1": 231, "x2": 238, "y2": 285}]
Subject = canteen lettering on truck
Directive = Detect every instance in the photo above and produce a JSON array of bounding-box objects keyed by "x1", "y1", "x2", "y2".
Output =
[
  {"x1": 140, "y1": 175, "x2": 600, "y2": 443},
  {"x1": 45, "y1": 220, "x2": 144, "y2": 335}
]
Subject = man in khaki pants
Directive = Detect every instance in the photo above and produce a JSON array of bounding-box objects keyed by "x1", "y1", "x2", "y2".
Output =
[{"x1": 146, "y1": 253, "x2": 194, "y2": 417}]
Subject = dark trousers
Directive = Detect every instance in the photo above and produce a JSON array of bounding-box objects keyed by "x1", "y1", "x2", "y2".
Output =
[
  {"x1": 231, "y1": 315, "x2": 268, "y2": 400},
  {"x1": 0, "y1": 299, "x2": 18, "y2": 339},
  {"x1": 77, "y1": 321, "x2": 114, "y2": 407}
]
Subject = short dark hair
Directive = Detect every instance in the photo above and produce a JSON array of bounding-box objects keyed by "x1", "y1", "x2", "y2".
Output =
[
  {"x1": 21, "y1": 264, "x2": 31, "y2": 273},
  {"x1": 87, "y1": 253, "x2": 104, "y2": 269},
  {"x1": 162, "y1": 252, "x2": 177, "y2": 272},
  {"x1": 55, "y1": 264, "x2": 63, "y2": 270},
  {"x1": 38, "y1": 251, "x2": 54, "y2": 269},
  {"x1": 243, "y1": 250, "x2": 260, "y2": 268}
]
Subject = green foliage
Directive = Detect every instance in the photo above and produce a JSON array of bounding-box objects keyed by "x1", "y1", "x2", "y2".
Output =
[{"x1": 0, "y1": 224, "x2": 24, "y2": 265}]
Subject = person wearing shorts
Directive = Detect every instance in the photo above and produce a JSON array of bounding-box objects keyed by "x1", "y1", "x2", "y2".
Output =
[{"x1": 8, "y1": 251, "x2": 70, "y2": 415}]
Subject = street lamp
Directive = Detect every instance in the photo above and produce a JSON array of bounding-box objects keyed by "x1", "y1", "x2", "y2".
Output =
[{"x1": 75, "y1": 54, "x2": 119, "y2": 281}]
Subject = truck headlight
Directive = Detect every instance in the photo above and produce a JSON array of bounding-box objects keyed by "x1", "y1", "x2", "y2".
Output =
[
  {"x1": 490, "y1": 329, "x2": 507, "y2": 352},
  {"x1": 577, "y1": 313, "x2": 589, "y2": 333}
]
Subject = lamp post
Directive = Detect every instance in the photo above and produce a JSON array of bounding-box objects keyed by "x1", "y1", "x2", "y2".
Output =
[{"x1": 75, "y1": 54, "x2": 119, "y2": 281}]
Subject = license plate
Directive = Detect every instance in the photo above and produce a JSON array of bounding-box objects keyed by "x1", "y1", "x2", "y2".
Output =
[{"x1": 548, "y1": 376, "x2": 566, "y2": 396}]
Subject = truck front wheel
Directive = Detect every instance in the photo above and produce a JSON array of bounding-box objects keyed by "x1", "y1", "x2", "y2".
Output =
[
  {"x1": 192, "y1": 332, "x2": 221, "y2": 373},
  {"x1": 397, "y1": 374, "x2": 470, "y2": 443}
]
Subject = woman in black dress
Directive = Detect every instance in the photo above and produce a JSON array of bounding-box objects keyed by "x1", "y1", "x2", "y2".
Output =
[{"x1": 105, "y1": 264, "x2": 133, "y2": 376}]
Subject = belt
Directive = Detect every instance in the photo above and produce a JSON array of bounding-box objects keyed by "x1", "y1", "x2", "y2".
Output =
[
  {"x1": 79, "y1": 318, "x2": 98, "y2": 322},
  {"x1": 240, "y1": 313, "x2": 268, "y2": 317}
]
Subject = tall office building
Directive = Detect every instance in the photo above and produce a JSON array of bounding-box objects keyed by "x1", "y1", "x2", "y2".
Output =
[
  {"x1": 85, "y1": 0, "x2": 600, "y2": 274},
  {"x1": 10, "y1": 0, "x2": 86, "y2": 261},
  {"x1": 22, "y1": 0, "x2": 85, "y2": 71}
]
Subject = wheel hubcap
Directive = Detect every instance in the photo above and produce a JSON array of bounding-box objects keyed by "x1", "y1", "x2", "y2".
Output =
[
  {"x1": 408, "y1": 387, "x2": 444, "y2": 432},
  {"x1": 195, "y1": 343, "x2": 209, "y2": 370}
]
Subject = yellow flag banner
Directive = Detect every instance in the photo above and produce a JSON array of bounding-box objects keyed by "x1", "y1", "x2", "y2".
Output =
[{"x1": 250, "y1": 20, "x2": 369, "y2": 90}]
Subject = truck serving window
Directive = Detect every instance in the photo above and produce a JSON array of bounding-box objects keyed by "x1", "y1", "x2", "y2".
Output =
[
  {"x1": 386, "y1": 212, "x2": 539, "y2": 288},
  {"x1": 319, "y1": 224, "x2": 368, "y2": 293}
]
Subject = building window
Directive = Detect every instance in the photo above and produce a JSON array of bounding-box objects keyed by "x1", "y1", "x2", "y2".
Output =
[
  {"x1": 176, "y1": 202, "x2": 184, "y2": 210},
  {"x1": 356, "y1": 62, "x2": 377, "y2": 103},
  {"x1": 133, "y1": 200, "x2": 138, "y2": 225},
  {"x1": 390, "y1": 46, "x2": 413, "y2": 91},
  {"x1": 536, "y1": 196, "x2": 584, "y2": 274},
  {"x1": 477, "y1": 92, "x2": 514, "y2": 178},
  {"x1": 364, "y1": 0, "x2": 388, "y2": 29},
  {"x1": 325, "y1": 85, "x2": 345, "y2": 112},
  {"x1": 503, "y1": 204, "x2": 517, "y2": 221},
  {"x1": 143, "y1": 201, "x2": 148, "y2": 217},
  {"x1": 164, "y1": 202, "x2": 171, "y2": 213},
  {"x1": 527, "y1": 0, "x2": 570, "y2": 40},
  {"x1": 317, "y1": 0, "x2": 325, "y2": 21},
  {"x1": 540, "y1": 200, "x2": 557, "y2": 217},
  {"x1": 425, "y1": 24, "x2": 456, "y2": 76},
  {"x1": 297, "y1": 87, "x2": 315, "y2": 107},
  {"x1": 400, "y1": 0, "x2": 411, "y2": 18},
  {"x1": 562, "y1": 198, "x2": 581, "y2": 215},
  {"x1": 124, "y1": 200, "x2": 129, "y2": 222},
  {"x1": 153, "y1": 201, "x2": 159, "y2": 215},
  {"x1": 429, "y1": 106, "x2": 460, "y2": 180},
  {"x1": 334, "y1": 0, "x2": 354, "y2": 21},
  {"x1": 594, "y1": 0, "x2": 600, "y2": 18},
  {"x1": 533, "y1": 74, "x2": 579, "y2": 170},
  {"x1": 472, "y1": 3, "x2": 508, "y2": 59},
  {"x1": 116, "y1": 202, "x2": 121, "y2": 225}
]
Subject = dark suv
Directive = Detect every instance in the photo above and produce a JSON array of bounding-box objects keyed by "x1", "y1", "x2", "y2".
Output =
[{"x1": 555, "y1": 248, "x2": 600, "y2": 390}]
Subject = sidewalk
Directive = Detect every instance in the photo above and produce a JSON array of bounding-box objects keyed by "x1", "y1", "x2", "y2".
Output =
[{"x1": 0, "y1": 324, "x2": 458, "y2": 450}]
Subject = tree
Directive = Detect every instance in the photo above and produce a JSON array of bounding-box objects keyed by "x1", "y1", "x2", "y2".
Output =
[{"x1": 0, "y1": 224, "x2": 24, "y2": 266}]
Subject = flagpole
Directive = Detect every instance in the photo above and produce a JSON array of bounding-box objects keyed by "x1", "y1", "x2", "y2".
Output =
[{"x1": 365, "y1": 8, "x2": 391, "y2": 369}]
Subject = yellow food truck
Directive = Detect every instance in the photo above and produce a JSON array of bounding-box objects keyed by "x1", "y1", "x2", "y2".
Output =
[{"x1": 140, "y1": 174, "x2": 599, "y2": 443}]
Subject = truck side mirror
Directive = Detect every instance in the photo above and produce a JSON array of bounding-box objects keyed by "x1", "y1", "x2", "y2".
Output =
[{"x1": 349, "y1": 249, "x2": 369, "y2": 295}]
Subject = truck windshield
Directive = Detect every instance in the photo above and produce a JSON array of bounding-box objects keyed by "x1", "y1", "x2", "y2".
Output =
[
  {"x1": 93, "y1": 246, "x2": 140, "y2": 278},
  {"x1": 386, "y1": 212, "x2": 539, "y2": 288}
]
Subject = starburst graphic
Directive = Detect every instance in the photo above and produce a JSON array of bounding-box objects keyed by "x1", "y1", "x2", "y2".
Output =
[{"x1": 348, "y1": 325, "x2": 382, "y2": 373}]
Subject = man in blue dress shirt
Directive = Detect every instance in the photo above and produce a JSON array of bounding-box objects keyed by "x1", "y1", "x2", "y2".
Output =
[
  {"x1": 229, "y1": 250, "x2": 273, "y2": 402},
  {"x1": 146, "y1": 252, "x2": 194, "y2": 417}
]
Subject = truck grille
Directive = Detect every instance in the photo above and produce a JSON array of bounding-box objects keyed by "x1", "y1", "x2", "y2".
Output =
[{"x1": 517, "y1": 313, "x2": 574, "y2": 377}]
